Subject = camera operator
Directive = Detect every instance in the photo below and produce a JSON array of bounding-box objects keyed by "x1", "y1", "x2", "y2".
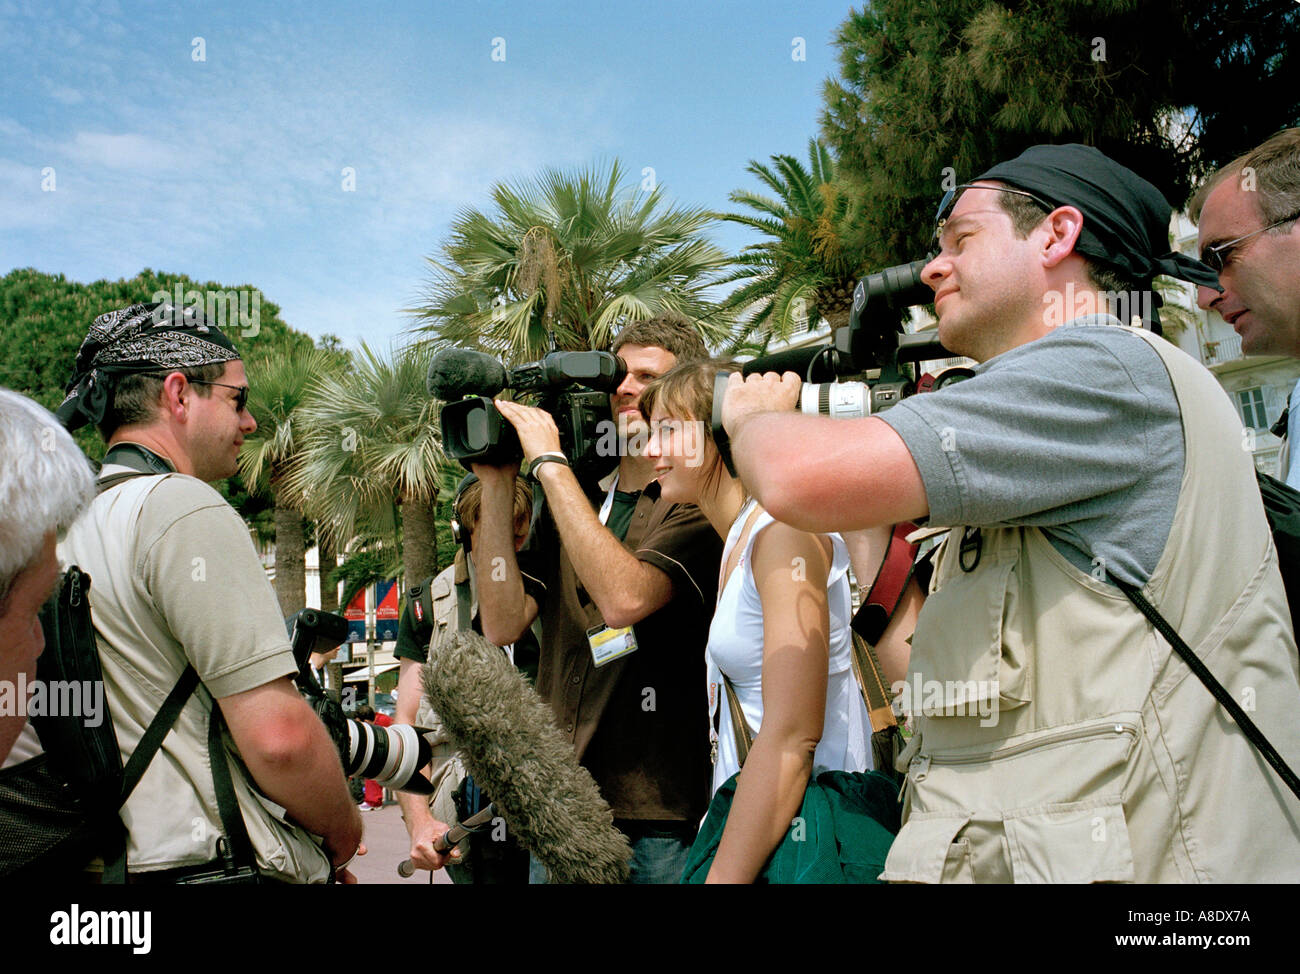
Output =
[
  {"x1": 474, "y1": 315, "x2": 723, "y2": 884},
  {"x1": 721, "y1": 144, "x2": 1300, "y2": 882},
  {"x1": 392, "y1": 472, "x2": 541, "y2": 881},
  {"x1": 45, "y1": 302, "x2": 362, "y2": 883},
  {"x1": 0, "y1": 389, "x2": 94, "y2": 765}
]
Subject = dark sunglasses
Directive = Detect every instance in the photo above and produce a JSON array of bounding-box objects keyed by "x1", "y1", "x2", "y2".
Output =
[
  {"x1": 189, "y1": 380, "x2": 250, "y2": 413},
  {"x1": 1200, "y1": 210, "x2": 1300, "y2": 272},
  {"x1": 933, "y1": 183, "x2": 1056, "y2": 248},
  {"x1": 141, "y1": 373, "x2": 249, "y2": 412}
]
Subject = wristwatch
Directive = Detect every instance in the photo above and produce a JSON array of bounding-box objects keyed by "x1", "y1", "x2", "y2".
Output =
[{"x1": 528, "y1": 452, "x2": 570, "y2": 482}]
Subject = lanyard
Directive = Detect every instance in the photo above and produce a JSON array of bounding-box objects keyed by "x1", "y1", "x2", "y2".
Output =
[{"x1": 597, "y1": 473, "x2": 621, "y2": 526}]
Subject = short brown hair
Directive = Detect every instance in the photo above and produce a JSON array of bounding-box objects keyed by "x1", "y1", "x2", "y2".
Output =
[
  {"x1": 997, "y1": 191, "x2": 1137, "y2": 297},
  {"x1": 97, "y1": 364, "x2": 227, "y2": 440},
  {"x1": 1189, "y1": 127, "x2": 1300, "y2": 227},
  {"x1": 455, "y1": 476, "x2": 533, "y2": 536},
  {"x1": 611, "y1": 313, "x2": 709, "y2": 363},
  {"x1": 638, "y1": 359, "x2": 740, "y2": 499}
]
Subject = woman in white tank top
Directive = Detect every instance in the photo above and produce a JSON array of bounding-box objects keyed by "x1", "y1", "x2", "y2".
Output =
[{"x1": 640, "y1": 361, "x2": 870, "y2": 883}]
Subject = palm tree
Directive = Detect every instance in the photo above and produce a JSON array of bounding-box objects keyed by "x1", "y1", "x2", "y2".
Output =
[
  {"x1": 287, "y1": 342, "x2": 445, "y2": 593},
  {"x1": 239, "y1": 346, "x2": 343, "y2": 616},
  {"x1": 409, "y1": 161, "x2": 733, "y2": 361},
  {"x1": 715, "y1": 139, "x2": 873, "y2": 356}
]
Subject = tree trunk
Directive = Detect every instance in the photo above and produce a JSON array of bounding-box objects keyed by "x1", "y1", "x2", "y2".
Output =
[
  {"x1": 317, "y1": 529, "x2": 339, "y2": 613},
  {"x1": 272, "y1": 480, "x2": 306, "y2": 617},
  {"x1": 400, "y1": 490, "x2": 439, "y2": 592}
]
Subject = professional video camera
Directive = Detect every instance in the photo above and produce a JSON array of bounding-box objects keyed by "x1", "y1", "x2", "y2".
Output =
[
  {"x1": 712, "y1": 259, "x2": 975, "y2": 472},
  {"x1": 428, "y1": 347, "x2": 627, "y2": 483},
  {"x1": 285, "y1": 608, "x2": 434, "y2": 795}
]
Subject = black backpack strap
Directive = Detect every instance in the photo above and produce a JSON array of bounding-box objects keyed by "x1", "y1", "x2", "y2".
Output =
[
  {"x1": 101, "y1": 665, "x2": 201, "y2": 883},
  {"x1": 1113, "y1": 576, "x2": 1300, "y2": 802}
]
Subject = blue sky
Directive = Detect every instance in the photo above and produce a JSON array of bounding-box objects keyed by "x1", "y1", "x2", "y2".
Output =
[{"x1": 1, "y1": 0, "x2": 853, "y2": 349}]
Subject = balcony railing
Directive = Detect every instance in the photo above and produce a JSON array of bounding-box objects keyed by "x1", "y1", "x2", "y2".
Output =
[{"x1": 1202, "y1": 333, "x2": 1243, "y2": 367}]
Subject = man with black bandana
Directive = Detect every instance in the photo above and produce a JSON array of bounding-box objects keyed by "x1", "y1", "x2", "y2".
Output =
[
  {"x1": 721, "y1": 144, "x2": 1300, "y2": 882},
  {"x1": 34, "y1": 302, "x2": 363, "y2": 883}
]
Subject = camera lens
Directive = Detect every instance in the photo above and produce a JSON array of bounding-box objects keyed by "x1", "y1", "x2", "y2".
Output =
[
  {"x1": 800, "y1": 381, "x2": 870, "y2": 419},
  {"x1": 345, "y1": 720, "x2": 434, "y2": 795}
]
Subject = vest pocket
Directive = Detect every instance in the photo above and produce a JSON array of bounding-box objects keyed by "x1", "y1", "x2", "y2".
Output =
[
  {"x1": 879, "y1": 811, "x2": 972, "y2": 883},
  {"x1": 898, "y1": 715, "x2": 1142, "y2": 883},
  {"x1": 909, "y1": 556, "x2": 1031, "y2": 716},
  {"x1": 1003, "y1": 800, "x2": 1135, "y2": 883}
]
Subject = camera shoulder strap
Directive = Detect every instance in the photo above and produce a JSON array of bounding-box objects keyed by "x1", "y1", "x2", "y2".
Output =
[
  {"x1": 1112, "y1": 575, "x2": 1300, "y2": 802},
  {"x1": 849, "y1": 522, "x2": 919, "y2": 733},
  {"x1": 207, "y1": 707, "x2": 260, "y2": 875}
]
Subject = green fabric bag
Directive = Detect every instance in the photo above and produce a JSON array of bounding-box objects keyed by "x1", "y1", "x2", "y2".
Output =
[{"x1": 680, "y1": 769, "x2": 900, "y2": 884}]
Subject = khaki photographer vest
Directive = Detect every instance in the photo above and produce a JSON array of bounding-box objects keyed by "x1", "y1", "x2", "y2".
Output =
[{"x1": 882, "y1": 328, "x2": 1300, "y2": 883}]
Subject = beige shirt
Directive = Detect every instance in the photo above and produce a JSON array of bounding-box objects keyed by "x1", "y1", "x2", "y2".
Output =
[{"x1": 58, "y1": 467, "x2": 331, "y2": 881}]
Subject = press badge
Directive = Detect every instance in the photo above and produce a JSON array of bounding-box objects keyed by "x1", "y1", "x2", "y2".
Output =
[{"x1": 587, "y1": 623, "x2": 638, "y2": 667}]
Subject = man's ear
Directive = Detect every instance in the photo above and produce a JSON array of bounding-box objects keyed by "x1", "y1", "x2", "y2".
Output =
[
  {"x1": 161, "y1": 373, "x2": 191, "y2": 422},
  {"x1": 1040, "y1": 206, "x2": 1085, "y2": 270},
  {"x1": 512, "y1": 514, "x2": 531, "y2": 551}
]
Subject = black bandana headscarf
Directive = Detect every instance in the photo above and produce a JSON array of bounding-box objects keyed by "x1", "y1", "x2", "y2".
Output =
[
  {"x1": 974, "y1": 144, "x2": 1222, "y2": 328},
  {"x1": 57, "y1": 302, "x2": 240, "y2": 431}
]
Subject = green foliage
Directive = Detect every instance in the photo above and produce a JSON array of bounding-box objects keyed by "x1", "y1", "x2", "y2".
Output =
[
  {"x1": 239, "y1": 345, "x2": 349, "y2": 500},
  {"x1": 820, "y1": 0, "x2": 1300, "y2": 269},
  {"x1": 715, "y1": 138, "x2": 881, "y2": 357},
  {"x1": 287, "y1": 342, "x2": 445, "y2": 586},
  {"x1": 409, "y1": 161, "x2": 734, "y2": 360}
]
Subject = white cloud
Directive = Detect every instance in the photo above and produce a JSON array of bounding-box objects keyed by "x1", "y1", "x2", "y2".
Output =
[
  {"x1": 46, "y1": 83, "x2": 84, "y2": 105},
  {"x1": 62, "y1": 131, "x2": 184, "y2": 171}
]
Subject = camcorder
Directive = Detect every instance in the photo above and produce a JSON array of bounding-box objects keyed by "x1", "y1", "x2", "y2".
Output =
[
  {"x1": 428, "y1": 347, "x2": 627, "y2": 485},
  {"x1": 712, "y1": 258, "x2": 975, "y2": 473},
  {"x1": 285, "y1": 608, "x2": 434, "y2": 795}
]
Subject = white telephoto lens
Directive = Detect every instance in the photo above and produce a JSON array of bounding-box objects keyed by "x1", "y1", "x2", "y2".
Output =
[
  {"x1": 800, "y1": 381, "x2": 870, "y2": 419},
  {"x1": 378, "y1": 723, "x2": 422, "y2": 785}
]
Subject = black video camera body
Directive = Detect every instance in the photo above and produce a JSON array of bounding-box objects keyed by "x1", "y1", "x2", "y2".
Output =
[{"x1": 429, "y1": 348, "x2": 628, "y2": 484}]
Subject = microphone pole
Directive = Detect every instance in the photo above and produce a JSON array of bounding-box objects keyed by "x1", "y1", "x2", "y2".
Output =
[{"x1": 396, "y1": 803, "x2": 497, "y2": 878}]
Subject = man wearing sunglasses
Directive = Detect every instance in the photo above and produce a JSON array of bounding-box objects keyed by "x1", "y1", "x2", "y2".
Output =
[
  {"x1": 36, "y1": 301, "x2": 364, "y2": 883},
  {"x1": 1192, "y1": 128, "x2": 1300, "y2": 486},
  {"x1": 721, "y1": 144, "x2": 1300, "y2": 882}
]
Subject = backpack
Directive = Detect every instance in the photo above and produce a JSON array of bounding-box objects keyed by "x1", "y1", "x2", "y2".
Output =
[
  {"x1": 0, "y1": 565, "x2": 200, "y2": 880},
  {"x1": 1256, "y1": 468, "x2": 1300, "y2": 640}
]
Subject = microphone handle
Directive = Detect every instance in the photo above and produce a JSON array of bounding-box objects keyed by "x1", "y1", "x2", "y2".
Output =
[
  {"x1": 434, "y1": 802, "x2": 498, "y2": 851},
  {"x1": 398, "y1": 802, "x2": 498, "y2": 875}
]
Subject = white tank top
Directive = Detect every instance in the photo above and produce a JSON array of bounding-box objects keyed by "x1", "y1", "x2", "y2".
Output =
[{"x1": 706, "y1": 500, "x2": 871, "y2": 796}]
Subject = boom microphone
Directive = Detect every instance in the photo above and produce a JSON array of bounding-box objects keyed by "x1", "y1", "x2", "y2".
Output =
[
  {"x1": 422, "y1": 631, "x2": 632, "y2": 884},
  {"x1": 427, "y1": 348, "x2": 510, "y2": 401}
]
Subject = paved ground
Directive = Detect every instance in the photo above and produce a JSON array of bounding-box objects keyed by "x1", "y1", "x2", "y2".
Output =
[{"x1": 349, "y1": 798, "x2": 453, "y2": 886}]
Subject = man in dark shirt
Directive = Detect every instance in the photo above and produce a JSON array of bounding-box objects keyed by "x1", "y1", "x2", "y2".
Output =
[{"x1": 475, "y1": 315, "x2": 722, "y2": 883}]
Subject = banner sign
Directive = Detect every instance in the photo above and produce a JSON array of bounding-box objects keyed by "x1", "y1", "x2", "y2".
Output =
[
  {"x1": 375, "y1": 578, "x2": 400, "y2": 642},
  {"x1": 344, "y1": 586, "x2": 367, "y2": 644}
]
